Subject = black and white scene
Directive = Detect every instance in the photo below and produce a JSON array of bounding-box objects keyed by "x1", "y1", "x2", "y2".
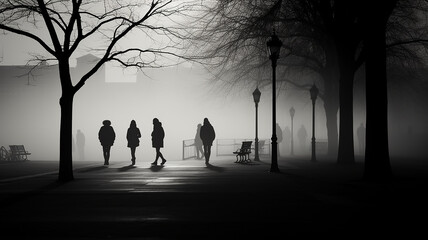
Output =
[{"x1": 1, "y1": 0, "x2": 428, "y2": 238}]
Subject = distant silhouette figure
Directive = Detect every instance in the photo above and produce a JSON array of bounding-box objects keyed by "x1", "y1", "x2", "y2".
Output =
[
  {"x1": 297, "y1": 124, "x2": 308, "y2": 154},
  {"x1": 283, "y1": 126, "x2": 291, "y2": 155},
  {"x1": 98, "y1": 120, "x2": 116, "y2": 165},
  {"x1": 76, "y1": 129, "x2": 85, "y2": 161},
  {"x1": 194, "y1": 123, "x2": 204, "y2": 159},
  {"x1": 276, "y1": 123, "x2": 283, "y2": 157},
  {"x1": 357, "y1": 123, "x2": 365, "y2": 155},
  {"x1": 151, "y1": 118, "x2": 166, "y2": 166},
  {"x1": 200, "y1": 118, "x2": 216, "y2": 164},
  {"x1": 127, "y1": 120, "x2": 141, "y2": 165}
]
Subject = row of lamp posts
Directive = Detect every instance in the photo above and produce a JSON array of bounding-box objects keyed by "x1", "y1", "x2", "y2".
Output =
[{"x1": 252, "y1": 30, "x2": 319, "y2": 172}]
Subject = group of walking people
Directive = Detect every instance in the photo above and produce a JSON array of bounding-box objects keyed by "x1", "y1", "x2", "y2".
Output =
[{"x1": 98, "y1": 117, "x2": 215, "y2": 166}]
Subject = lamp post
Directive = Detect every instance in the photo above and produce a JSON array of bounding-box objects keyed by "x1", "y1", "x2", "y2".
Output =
[
  {"x1": 253, "y1": 87, "x2": 261, "y2": 161},
  {"x1": 310, "y1": 84, "x2": 319, "y2": 162},
  {"x1": 267, "y1": 30, "x2": 282, "y2": 173},
  {"x1": 289, "y1": 107, "x2": 295, "y2": 156}
]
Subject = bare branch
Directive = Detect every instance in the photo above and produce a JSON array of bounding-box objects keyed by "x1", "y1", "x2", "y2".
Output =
[{"x1": 0, "y1": 24, "x2": 56, "y2": 56}]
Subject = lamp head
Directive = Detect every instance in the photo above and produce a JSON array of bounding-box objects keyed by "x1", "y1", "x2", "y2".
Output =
[
  {"x1": 252, "y1": 87, "x2": 261, "y2": 104},
  {"x1": 267, "y1": 30, "x2": 283, "y2": 59},
  {"x1": 289, "y1": 107, "x2": 295, "y2": 118},
  {"x1": 310, "y1": 84, "x2": 319, "y2": 101}
]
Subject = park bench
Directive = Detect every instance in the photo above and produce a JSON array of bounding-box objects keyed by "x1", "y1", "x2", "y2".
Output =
[
  {"x1": 9, "y1": 145, "x2": 31, "y2": 161},
  {"x1": 233, "y1": 141, "x2": 252, "y2": 163},
  {"x1": 0, "y1": 146, "x2": 11, "y2": 161}
]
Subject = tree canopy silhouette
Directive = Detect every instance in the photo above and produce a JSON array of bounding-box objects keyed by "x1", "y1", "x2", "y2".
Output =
[
  {"x1": 191, "y1": 0, "x2": 428, "y2": 180},
  {"x1": 0, "y1": 0, "x2": 195, "y2": 181}
]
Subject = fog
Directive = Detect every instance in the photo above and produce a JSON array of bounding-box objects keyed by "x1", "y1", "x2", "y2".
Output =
[
  {"x1": 2, "y1": 57, "x2": 428, "y2": 162},
  {"x1": 2, "y1": 32, "x2": 428, "y2": 163},
  {"x1": 0, "y1": 51, "x2": 335, "y2": 162}
]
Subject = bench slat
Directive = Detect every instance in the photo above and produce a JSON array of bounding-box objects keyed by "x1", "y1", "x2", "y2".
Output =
[
  {"x1": 9, "y1": 145, "x2": 31, "y2": 161},
  {"x1": 233, "y1": 141, "x2": 252, "y2": 163}
]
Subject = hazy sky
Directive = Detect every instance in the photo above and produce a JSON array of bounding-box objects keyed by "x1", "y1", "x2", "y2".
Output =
[
  {"x1": 2, "y1": 1, "x2": 426, "y2": 162},
  {"x1": 0, "y1": 1, "x2": 323, "y2": 161},
  {"x1": 0, "y1": 55, "x2": 324, "y2": 161}
]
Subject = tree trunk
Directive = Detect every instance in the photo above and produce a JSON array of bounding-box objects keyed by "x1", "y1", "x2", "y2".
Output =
[
  {"x1": 324, "y1": 99, "x2": 338, "y2": 157},
  {"x1": 323, "y1": 43, "x2": 340, "y2": 158},
  {"x1": 333, "y1": 0, "x2": 360, "y2": 164},
  {"x1": 363, "y1": 7, "x2": 392, "y2": 181},
  {"x1": 58, "y1": 61, "x2": 75, "y2": 182},
  {"x1": 337, "y1": 44, "x2": 355, "y2": 164}
]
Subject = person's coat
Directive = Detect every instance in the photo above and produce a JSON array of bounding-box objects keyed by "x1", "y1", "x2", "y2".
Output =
[
  {"x1": 200, "y1": 123, "x2": 215, "y2": 146},
  {"x1": 151, "y1": 122, "x2": 165, "y2": 148},
  {"x1": 99, "y1": 126, "x2": 116, "y2": 147},
  {"x1": 127, "y1": 127, "x2": 141, "y2": 148},
  {"x1": 195, "y1": 125, "x2": 203, "y2": 147}
]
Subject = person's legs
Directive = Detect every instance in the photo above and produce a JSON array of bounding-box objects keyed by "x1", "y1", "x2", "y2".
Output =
[
  {"x1": 152, "y1": 147, "x2": 160, "y2": 165},
  {"x1": 203, "y1": 145, "x2": 207, "y2": 159},
  {"x1": 131, "y1": 147, "x2": 136, "y2": 165},
  {"x1": 106, "y1": 146, "x2": 111, "y2": 163},
  {"x1": 102, "y1": 147, "x2": 107, "y2": 164},
  {"x1": 206, "y1": 146, "x2": 211, "y2": 163},
  {"x1": 198, "y1": 145, "x2": 204, "y2": 159},
  {"x1": 103, "y1": 146, "x2": 110, "y2": 165},
  {"x1": 158, "y1": 148, "x2": 166, "y2": 165},
  {"x1": 203, "y1": 145, "x2": 209, "y2": 164},
  {"x1": 195, "y1": 146, "x2": 200, "y2": 159}
]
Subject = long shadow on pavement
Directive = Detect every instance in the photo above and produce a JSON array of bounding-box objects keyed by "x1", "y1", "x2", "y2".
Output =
[
  {"x1": 77, "y1": 165, "x2": 108, "y2": 173},
  {"x1": 118, "y1": 165, "x2": 137, "y2": 172},
  {"x1": 205, "y1": 163, "x2": 225, "y2": 172},
  {"x1": 149, "y1": 165, "x2": 164, "y2": 172}
]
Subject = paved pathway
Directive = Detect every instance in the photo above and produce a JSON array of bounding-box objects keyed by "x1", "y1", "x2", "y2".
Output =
[{"x1": 0, "y1": 156, "x2": 426, "y2": 239}]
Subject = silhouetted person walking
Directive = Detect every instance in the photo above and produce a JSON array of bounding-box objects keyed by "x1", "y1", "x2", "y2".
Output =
[
  {"x1": 127, "y1": 120, "x2": 141, "y2": 165},
  {"x1": 297, "y1": 124, "x2": 308, "y2": 154},
  {"x1": 357, "y1": 123, "x2": 365, "y2": 155},
  {"x1": 200, "y1": 118, "x2": 215, "y2": 164},
  {"x1": 151, "y1": 118, "x2": 166, "y2": 166},
  {"x1": 194, "y1": 123, "x2": 204, "y2": 159},
  {"x1": 76, "y1": 129, "x2": 85, "y2": 161},
  {"x1": 98, "y1": 120, "x2": 115, "y2": 165}
]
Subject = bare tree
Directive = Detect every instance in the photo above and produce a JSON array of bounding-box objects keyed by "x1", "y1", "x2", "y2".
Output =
[
  {"x1": 191, "y1": 0, "x2": 343, "y2": 157},
  {"x1": 0, "y1": 0, "x2": 194, "y2": 181},
  {"x1": 192, "y1": 0, "x2": 428, "y2": 179},
  {"x1": 362, "y1": 0, "x2": 428, "y2": 181}
]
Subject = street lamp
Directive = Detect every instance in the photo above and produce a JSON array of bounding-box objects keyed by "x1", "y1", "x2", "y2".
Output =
[
  {"x1": 253, "y1": 87, "x2": 261, "y2": 161},
  {"x1": 289, "y1": 107, "x2": 295, "y2": 156},
  {"x1": 267, "y1": 30, "x2": 282, "y2": 172},
  {"x1": 310, "y1": 84, "x2": 319, "y2": 162}
]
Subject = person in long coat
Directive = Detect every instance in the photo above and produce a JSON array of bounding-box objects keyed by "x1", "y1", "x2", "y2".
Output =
[
  {"x1": 194, "y1": 123, "x2": 204, "y2": 160},
  {"x1": 127, "y1": 120, "x2": 141, "y2": 165},
  {"x1": 98, "y1": 120, "x2": 116, "y2": 165},
  {"x1": 200, "y1": 118, "x2": 215, "y2": 164},
  {"x1": 151, "y1": 118, "x2": 166, "y2": 166}
]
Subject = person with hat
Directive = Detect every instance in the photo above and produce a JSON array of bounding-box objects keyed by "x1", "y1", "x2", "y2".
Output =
[{"x1": 98, "y1": 120, "x2": 116, "y2": 165}]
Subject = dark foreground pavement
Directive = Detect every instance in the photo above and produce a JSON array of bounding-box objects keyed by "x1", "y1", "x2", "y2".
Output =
[{"x1": 0, "y1": 156, "x2": 427, "y2": 239}]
